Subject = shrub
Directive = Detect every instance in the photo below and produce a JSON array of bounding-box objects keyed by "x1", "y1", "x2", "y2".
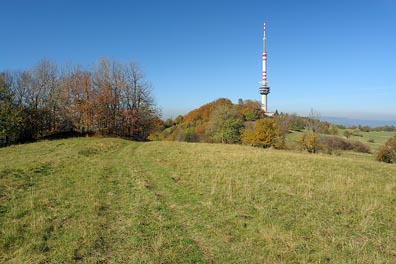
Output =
[
  {"x1": 329, "y1": 124, "x2": 338, "y2": 135},
  {"x1": 351, "y1": 141, "x2": 371, "y2": 153},
  {"x1": 319, "y1": 136, "x2": 345, "y2": 154},
  {"x1": 352, "y1": 128, "x2": 363, "y2": 137},
  {"x1": 315, "y1": 135, "x2": 371, "y2": 154},
  {"x1": 376, "y1": 135, "x2": 396, "y2": 163},
  {"x1": 174, "y1": 127, "x2": 199, "y2": 142},
  {"x1": 343, "y1": 130, "x2": 351, "y2": 138}
]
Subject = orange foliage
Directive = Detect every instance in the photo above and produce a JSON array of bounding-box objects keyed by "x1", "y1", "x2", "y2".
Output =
[{"x1": 183, "y1": 98, "x2": 233, "y2": 124}]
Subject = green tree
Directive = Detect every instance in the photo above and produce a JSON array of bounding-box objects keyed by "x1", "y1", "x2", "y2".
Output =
[
  {"x1": 243, "y1": 109, "x2": 259, "y2": 121},
  {"x1": 208, "y1": 104, "x2": 243, "y2": 144}
]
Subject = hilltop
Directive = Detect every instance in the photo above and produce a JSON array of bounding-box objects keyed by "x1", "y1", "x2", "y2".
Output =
[{"x1": 1, "y1": 138, "x2": 395, "y2": 263}]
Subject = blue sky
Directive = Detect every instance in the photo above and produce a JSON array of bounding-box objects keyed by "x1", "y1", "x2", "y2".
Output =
[{"x1": 1, "y1": 0, "x2": 395, "y2": 120}]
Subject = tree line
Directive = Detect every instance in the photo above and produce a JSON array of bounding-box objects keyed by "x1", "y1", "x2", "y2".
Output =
[
  {"x1": 0, "y1": 58, "x2": 160, "y2": 147},
  {"x1": 151, "y1": 100, "x2": 379, "y2": 156}
]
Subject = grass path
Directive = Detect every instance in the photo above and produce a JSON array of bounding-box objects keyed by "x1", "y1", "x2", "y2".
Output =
[
  {"x1": 0, "y1": 139, "x2": 208, "y2": 263},
  {"x1": 104, "y1": 142, "x2": 207, "y2": 263}
]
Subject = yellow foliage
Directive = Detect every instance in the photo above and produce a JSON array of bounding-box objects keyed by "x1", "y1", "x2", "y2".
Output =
[
  {"x1": 241, "y1": 119, "x2": 282, "y2": 148},
  {"x1": 298, "y1": 131, "x2": 319, "y2": 153}
]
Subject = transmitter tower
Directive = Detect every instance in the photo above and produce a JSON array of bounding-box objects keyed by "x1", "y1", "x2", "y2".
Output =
[{"x1": 259, "y1": 22, "x2": 271, "y2": 114}]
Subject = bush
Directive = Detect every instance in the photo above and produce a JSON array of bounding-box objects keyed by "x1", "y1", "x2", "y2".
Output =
[
  {"x1": 329, "y1": 124, "x2": 338, "y2": 135},
  {"x1": 178, "y1": 127, "x2": 199, "y2": 142},
  {"x1": 314, "y1": 135, "x2": 371, "y2": 155},
  {"x1": 319, "y1": 136, "x2": 346, "y2": 154},
  {"x1": 376, "y1": 135, "x2": 396, "y2": 163},
  {"x1": 343, "y1": 130, "x2": 351, "y2": 138},
  {"x1": 351, "y1": 141, "x2": 371, "y2": 153},
  {"x1": 352, "y1": 128, "x2": 363, "y2": 137}
]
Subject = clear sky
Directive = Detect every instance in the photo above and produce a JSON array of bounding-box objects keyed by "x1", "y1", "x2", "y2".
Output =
[{"x1": 1, "y1": 0, "x2": 395, "y2": 120}]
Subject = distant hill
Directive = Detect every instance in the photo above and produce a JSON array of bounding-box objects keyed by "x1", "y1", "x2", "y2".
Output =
[
  {"x1": 321, "y1": 116, "x2": 396, "y2": 127},
  {"x1": 154, "y1": 98, "x2": 263, "y2": 143}
]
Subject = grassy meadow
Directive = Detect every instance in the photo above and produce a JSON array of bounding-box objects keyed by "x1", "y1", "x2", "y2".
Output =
[
  {"x1": 341, "y1": 130, "x2": 396, "y2": 151},
  {"x1": 1, "y1": 138, "x2": 396, "y2": 263}
]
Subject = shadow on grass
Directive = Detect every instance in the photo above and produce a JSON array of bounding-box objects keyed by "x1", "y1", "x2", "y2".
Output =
[{"x1": 41, "y1": 131, "x2": 94, "y2": 141}]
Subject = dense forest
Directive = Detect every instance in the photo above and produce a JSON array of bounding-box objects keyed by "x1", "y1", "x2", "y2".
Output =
[{"x1": 0, "y1": 58, "x2": 160, "y2": 146}]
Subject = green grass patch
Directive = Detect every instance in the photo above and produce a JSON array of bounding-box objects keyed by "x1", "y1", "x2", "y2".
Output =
[
  {"x1": 339, "y1": 130, "x2": 395, "y2": 151},
  {"x1": 1, "y1": 138, "x2": 395, "y2": 263}
]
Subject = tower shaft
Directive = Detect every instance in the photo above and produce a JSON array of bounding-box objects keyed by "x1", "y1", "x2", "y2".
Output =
[
  {"x1": 259, "y1": 21, "x2": 270, "y2": 112},
  {"x1": 262, "y1": 22, "x2": 267, "y2": 87}
]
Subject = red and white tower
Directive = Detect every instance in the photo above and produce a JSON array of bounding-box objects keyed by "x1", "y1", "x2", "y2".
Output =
[{"x1": 259, "y1": 21, "x2": 270, "y2": 113}]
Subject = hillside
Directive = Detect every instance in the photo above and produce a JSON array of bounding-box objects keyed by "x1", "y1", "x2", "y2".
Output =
[
  {"x1": 155, "y1": 98, "x2": 263, "y2": 143},
  {"x1": 1, "y1": 138, "x2": 396, "y2": 263}
]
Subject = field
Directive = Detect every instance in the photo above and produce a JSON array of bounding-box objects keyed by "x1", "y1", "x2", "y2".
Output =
[
  {"x1": 1, "y1": 138, "x2": 396, "y2": 263},
  {"x1": 340, "y1": 130, "x2": 396, "y2": 151}
]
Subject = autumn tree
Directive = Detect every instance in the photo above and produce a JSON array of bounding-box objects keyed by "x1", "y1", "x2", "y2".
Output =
[
  {"x1": 376, "y1": 135, "x2": 396, "y2": 163},
  {"x1": 297, "y1": 131, "x2": 320, "y2": 153},
  {"x1": 300, "y1": 109, "x2": 321, "y2": 153},
  {"x1": 241, "y1": 118, "x2": 283, "y2": 148},
  {"x1": 59, "y1": 66, "x2": 95, "y2": 133}
]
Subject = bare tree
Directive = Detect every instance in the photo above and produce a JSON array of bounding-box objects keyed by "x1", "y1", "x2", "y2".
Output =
[
  {"x1": 305, "y1": 108, "x2": 321, "y2": 133},
  {"x1": 123, "y1": 62, "x2": 157, "y2": 139},
  {"x1": 301, "y1": 109, "x2": 322, "y2": 153}
]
